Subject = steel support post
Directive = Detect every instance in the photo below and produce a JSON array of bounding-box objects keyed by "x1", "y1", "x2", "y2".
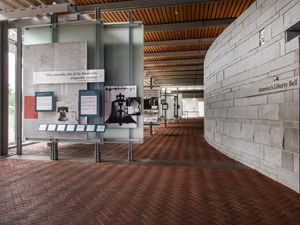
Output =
[
  {"x1": 164, "y1": 89, "x2": 167, "y2": 127},
  {"x1": 128, "y1": 10, "x2": 133, "y2": 161},
  {"x1": 176, "y1": 87, "x2": 179, "y2": 123},
  {"x1": 16, "y1": 28, "x2": 22, "y2": 155},
  {"x1": 0, "y1": 22, "x2": 9, "y2": 156},
  {"x1": 149, "y1": 77, "x2": 153, "y2": 135},
  {"x1": 94, "y1": 144, "x2": 101, "y2": 162},
  {"x1": 51, "y1": 13, "x2": 58, "y2": 43}
]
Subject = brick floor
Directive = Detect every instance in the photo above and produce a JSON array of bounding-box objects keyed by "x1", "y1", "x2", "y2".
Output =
[{"x1": 2, "y1": 118, "x2": 300, "y2": 224}]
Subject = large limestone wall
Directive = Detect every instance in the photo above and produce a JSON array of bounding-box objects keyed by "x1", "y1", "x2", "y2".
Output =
[{"x1": 204, "y1": 0, "x2": 300, "y2": 192}]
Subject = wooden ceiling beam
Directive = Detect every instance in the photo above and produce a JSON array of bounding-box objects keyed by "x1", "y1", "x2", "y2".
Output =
[
  {"x1": 144, "y1": 50, "x2": 207, "y2": 57},
  {"x1": 144, "y1": 19, "x2": 234, "y2": 32},
  {"x1": 148, "y1": 71, "x2": 203, "y2": 75},
  {"x1": 156, "y1": 80, "x2": 204, "y2": 85},
  {"x1": 144, "y1": 37, "x2": 216, "y2": 47},
  {"x1": 151, "y1": 75, "x2": 203, "y2": 79},
  {"x1": 75, "y1": 0, "x2": 232, "y2": 13},
  {"x1": 144, "y1": 65, "x2": 203, "y2": 71},
  {"x1": 144, "y1": 58, "x2": 204, "y2": 65}
]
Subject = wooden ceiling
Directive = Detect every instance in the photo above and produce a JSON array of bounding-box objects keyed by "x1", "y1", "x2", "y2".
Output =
[{"x1": 1, "y1": 0, "x2": 256, "y2": 86}]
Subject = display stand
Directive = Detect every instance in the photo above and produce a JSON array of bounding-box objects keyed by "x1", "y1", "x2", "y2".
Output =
[
  {"x1": 164, "y1": 89, "x2": 167, "y2": 127},
  {"x1": 143, "y1": 79, "x2": 161, "y2": 135},
  {"x1": 22, "y1": 11, "x2": 144, "y2": 161}
]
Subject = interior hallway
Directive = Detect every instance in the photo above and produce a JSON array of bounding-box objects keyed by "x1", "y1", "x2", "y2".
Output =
[{"x1": 1, "y1": 118, "x2": 300, "y2": 224}]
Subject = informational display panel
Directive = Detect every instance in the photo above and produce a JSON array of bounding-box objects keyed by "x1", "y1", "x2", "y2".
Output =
[
  {"x1": 35, "y1": 92, "x2": 54, "y2": 112},
  {"x1": 79, "y1": 90, "x2": 100, "y2": 117},
  {"x1": 104, "y1": 86, "x2": 138, "y2": 128},
  {"x1": 144, "y1": 88, "x2": 160, "y2": 123},
  {"x1": 23, "y1": 41, "x2": 88, "y2": 140}
]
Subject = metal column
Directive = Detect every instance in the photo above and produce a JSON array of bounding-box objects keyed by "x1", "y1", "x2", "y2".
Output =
[
  {"x1": 16, "y1": 28, "x2": 22, "y2": 155},
  {"x1": 0, "y1": 21, "x2": 9, "y2": 156},
  {"x1": 176, "y1": 87, "x2": 179, "y2": 123},
  {"x1": 94, "y1": 8, "x2": 103, "y2": 162},
  {"x1": 50, "y1": 14, "x2": 58, "y2": 159},
  {"x1": 51, "y1": 13, "x2": 58, "y2": 43},
  {"x1": 164, "y1": 89, "x2": 167, "y2": 127},
  {"x1": 149, "y1": 78, "x2": 153, "y2": 135},
  {"x1": 128, "y1": 11, "x2": 133, "y2": 161}
]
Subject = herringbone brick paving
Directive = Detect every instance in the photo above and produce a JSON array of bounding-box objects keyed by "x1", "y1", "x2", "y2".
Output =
[
  {"x1": 9, "y1": 120, "x2": 233, "y2": 164},
  {"x1": 2, "y1": 119, "x2": 300, "y2": 224}
]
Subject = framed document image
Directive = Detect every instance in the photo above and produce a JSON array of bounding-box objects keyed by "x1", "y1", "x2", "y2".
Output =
[
  {"x1": 76, "y1": 124, "x2": 86, "y2": 132},
  {"x1": 56, "y1": 124, "x2": 66, "y2": 132},
  {"x1": 38, "y1": 124, "x2": 48, "y2": 131},
  {"x1": 35, "y1": 92, "x2": 54, "y2": 112},
  {"x1": 96, "y1": 124, "x2": 106, "y2": 133},
  {"x1": 86, "y1": 125, "x2": 96, "y2": 132},
  {"x1": 47, "y1": 124, "x2": 57, "y2": 131},
  {"x1": 104, "y1": 86, "x2": 138, "y2": 128},
  {"x1": 66, "y1": 124, "x2": 76, "y2": 132},
  {"x1": 79, "y1": 90, "x2": 100, "y2": 117}
]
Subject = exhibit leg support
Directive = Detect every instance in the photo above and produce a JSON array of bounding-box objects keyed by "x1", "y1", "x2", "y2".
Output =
[
  {"x1": 50, "y1": 142, "x2": 58, "y2": 160},
  {"x1": 94, "y1": 144, "x2": 101, "y2": 163},
  {"x1": 50, "y1": 142, "x2": 53, "y2": 160},
  {"x1": 150, "y1": 122, "x2": 153, "y2": 135},
  {"x1": 128, "y1": 142, "x2": 133, "y2": 161}
]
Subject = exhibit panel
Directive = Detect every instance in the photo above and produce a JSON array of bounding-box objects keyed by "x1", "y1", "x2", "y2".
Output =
[
  {"x1": 144, "y1": 88, "x2": 160, "y2": 124},
  {"x1": 165, "y1": 96, "x2": 175, "y2": 120},
  {"x1": 102, "y1": 23, "x2": 144, "y2": 142},
  {"x1": 23, "y1": 41, "x2": 88, "y2": 140},
  {"x1": 23, "y1": 20, "x2": 144, "y2": 143},
  {"x1": 178, "y1": 93, "x2": 183, "y2": 118}
]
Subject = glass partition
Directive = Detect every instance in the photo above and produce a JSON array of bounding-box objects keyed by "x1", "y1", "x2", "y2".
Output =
[{"x1": 8, "y1": 30, "x2": 16, "y2": 147}]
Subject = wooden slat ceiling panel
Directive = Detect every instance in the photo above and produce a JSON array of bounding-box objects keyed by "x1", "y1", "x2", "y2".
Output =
[
  {"x1": 144, "y1": 55, "x2": 205, "y2": 62},
  {"x1": 144, "y1": 44, "x2": 210, "y2": 53},
  {"x1": 74, "y1": 0, "x2": 255, "y2": 24},
  {"x1": 144, "y1": 27, "x2": 226, "y2": 42},
  {"x1": 144, "y1": 63, "x2": 203, "y2": 68}
]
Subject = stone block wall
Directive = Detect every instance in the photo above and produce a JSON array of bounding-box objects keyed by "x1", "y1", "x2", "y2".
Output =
[{"x1": 204, "y1": 0, "x2": 300, "y2": 192}]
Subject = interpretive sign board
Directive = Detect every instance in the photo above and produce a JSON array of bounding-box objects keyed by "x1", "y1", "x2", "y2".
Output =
[
  {"x1": 79, "y1": 90, "x2": 100, "y2": 117},
  {"x1": 96, "y1": 124, "x2": 106, "y2": 133},
  {"x1": 76, "y1": 124, "x2": 86, "y2": 132},
  {"x1": 47, "y1": 124, "x2": 57, "y2": 131},
  {"x1": 104, "y1": 86, "x2": 138, "y2": 128},
  {"x1": 33, "y1": 69, "x2": 105, "y2": 85},
  {"x1": 35, "y1": 92, "x2": 54, "y2": 112},
  {"x1": 66, "y1": 124, "x2": 76, "y2": 132},
  {"x1": 23, "y1": 41, "x2": 88, "y2": 140},
  {"x1": 38, "y1": 124, "x2": 48, "y2": 131},
  {"x1": 24, "y1": 96, "x2": 38, "y2": 119},
  {"x1": 86, "y1": 125, "x2": 96, "y2": 132},
  {"x1": 144, "y1": 89, "x2": 161, "y2": 98},
  {"x1": 162, "y1": 103, "x2": 168, "y2": 110}
]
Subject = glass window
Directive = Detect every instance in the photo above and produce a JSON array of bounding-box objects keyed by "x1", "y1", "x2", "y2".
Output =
[{"x1": 8, "y1": 30, "x2": 17, "y2": 147}]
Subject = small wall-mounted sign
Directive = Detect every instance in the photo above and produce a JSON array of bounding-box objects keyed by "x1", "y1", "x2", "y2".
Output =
[
  {"x1": 33, "y1": 69, "x2": 105, "y2": 85},
  {"x1": 244, "y1": 77, "x2": 299, "y2": 97},
  {"x1": 259, "y1": 28, "x2": 265, "y2": 46}
]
